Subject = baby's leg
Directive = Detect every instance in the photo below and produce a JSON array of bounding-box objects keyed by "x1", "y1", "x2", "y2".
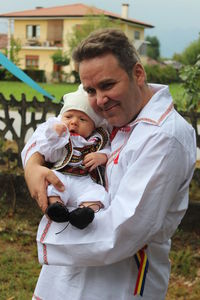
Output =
[
  {"x1": 48, "y1": 196, "x2": 63, "y2": 205},
  {"x1": 46, "y1": 196, "x2": 69, "y2": 223},
  {"x1": 46, "y1": 171, "x2": 70, "y2": 223},
  {"x1": 47, "y1": 170, "x2": 70, "y2": 205}
]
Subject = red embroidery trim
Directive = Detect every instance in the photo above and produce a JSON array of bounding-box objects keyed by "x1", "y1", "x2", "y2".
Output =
[
  {"x1": 114, "y1": 152, "x2": 120, "y2": 164},
  {"x1": 132, "y1": 103, "x2": 174, "y2": 126},
  {"x1": 40, "y1": 220, "x2": 52, "y2": 242},
  {"x1": 43, "y1": 244, "x2": 48, "y2": 265},
  {"x1": 158, "y1": 103, "x2": 173, "y2": 124},
  {"x1": 107, "y1": 146, "x2": 122, "y2": 167},
  {"x1": 110, "y1": 127, "x2": 120, "y2": 142},
  {"x1": 110, "y1": 126, "x2": 131, "y2": 142},
  {"x1": 32, "y1": 294, "x2": 42, "y2": 300},
  {"x1": 40, "y1": 219, "x2": 52, "y2": 265}
]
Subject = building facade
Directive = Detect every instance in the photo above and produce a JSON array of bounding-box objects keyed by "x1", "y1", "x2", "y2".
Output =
[{"x1": 0, "y1": 3, "x2": 154, "y2": 82}]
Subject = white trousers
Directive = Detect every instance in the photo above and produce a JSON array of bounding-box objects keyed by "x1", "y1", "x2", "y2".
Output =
[{"x1": 47, "y1": 170, "x2": 109, "y2": 208}]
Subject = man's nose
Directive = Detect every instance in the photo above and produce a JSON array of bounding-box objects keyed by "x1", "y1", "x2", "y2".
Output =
[{"x1": 96, "y1": 91, "x2": 108, "y2": 106}]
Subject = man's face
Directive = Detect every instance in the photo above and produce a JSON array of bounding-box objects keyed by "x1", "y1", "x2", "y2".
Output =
[{"x1": 79, "y1": 53, "x2": 146, "y2": 127}]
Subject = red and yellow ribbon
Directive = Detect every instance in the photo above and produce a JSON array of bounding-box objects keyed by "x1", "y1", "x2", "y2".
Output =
[{"x1": 134, "y1": 246, "x2": 149, "y2": 296}]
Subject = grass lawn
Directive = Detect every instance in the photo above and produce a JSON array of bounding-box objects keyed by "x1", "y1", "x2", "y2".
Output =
[
  {"x1": 0, "y1": 81, "x2": 79, "y2": 102},
  {"x1": 0, "y1": 190, "x2": 200, "y2": 299},
  {"x1": 0, "y1": 80, "x2": 184, "y2": 103}
]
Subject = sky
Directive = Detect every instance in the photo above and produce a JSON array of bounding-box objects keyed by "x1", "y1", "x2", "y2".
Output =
[{"x1": 0, "y1": 0, "x2": 199, "y2": 58}]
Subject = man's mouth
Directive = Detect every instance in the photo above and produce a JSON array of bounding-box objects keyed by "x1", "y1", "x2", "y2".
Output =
[{"x1": 104, "y1": 103, "x2": 119, "y2": 112}]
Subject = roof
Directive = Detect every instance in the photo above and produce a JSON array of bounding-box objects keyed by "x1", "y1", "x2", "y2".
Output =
[
  {"x1": 0, "y1": 3, "x2": 154, "y2": 28},
  {"x1": 0, "y1": 34, "x2": 8, "y2": 49}
]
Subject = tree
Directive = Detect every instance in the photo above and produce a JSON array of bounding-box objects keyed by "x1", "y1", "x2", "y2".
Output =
[
  {"x1": 51, "y1": 50, "x2": 70, "y2": 66},
  {"x1": 51, "y1": 50, "x2": 70, "y2": 82},
  {"x1": 173, "y1": 37, "x2": 200, "y2": 65},
  {"x1": 145, "y1": 36, "x2": 160, "y2": 60},
  {"x1": 4, "y1": 37, "x2": 21, "y2": 65},
  {"x1": 179, "y1": 54, "x2": 200, "y2": 111},
  {"x1": 3, "y1": 37, "x2": 21, "y2": 80},
  {"x1": 67, "y1": 14, "x2": 120, "y2": 55}
]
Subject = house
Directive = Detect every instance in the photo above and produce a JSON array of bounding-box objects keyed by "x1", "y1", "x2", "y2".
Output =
[{"x1": 0, "y1": 3, "x2": 154, "y2": 82}]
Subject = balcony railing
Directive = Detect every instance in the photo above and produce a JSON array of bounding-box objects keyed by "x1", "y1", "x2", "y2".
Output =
[{"x1": 24, "y1": 39, "x2": 63, "y2": 48}]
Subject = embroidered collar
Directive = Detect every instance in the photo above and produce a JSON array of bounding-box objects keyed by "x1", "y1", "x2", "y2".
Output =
[{"x1": 129, "y1": 84, "x2": 174, "y2": 127}]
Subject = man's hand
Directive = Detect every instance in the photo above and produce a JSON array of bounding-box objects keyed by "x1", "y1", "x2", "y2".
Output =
[
  {"x1": 24, "y1": 152, "x2": 65, "y2": 213},
  {"x1": 83, "y1": 153, "x2": 107, "y2": 172}
]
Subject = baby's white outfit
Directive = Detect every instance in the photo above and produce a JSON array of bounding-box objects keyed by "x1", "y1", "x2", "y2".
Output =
[{"x1": 36, "y1": 116, "x2": 110, "y2": 208}]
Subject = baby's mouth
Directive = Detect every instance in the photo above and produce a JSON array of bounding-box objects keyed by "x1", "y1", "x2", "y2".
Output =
[{"x1": 70, "y1": 129, "x2": 76, "y2": 133}]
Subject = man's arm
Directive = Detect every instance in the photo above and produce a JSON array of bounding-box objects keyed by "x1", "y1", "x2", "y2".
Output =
[
  {"x1": 37, "y1": 131, "x2": 196, "y2": 266},
  {"x1": 24, "y1": 152, "x2": 65, "y2": 212}
]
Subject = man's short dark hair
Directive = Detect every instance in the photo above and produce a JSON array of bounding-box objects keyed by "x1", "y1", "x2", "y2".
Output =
[{"x1": 72, "y1": 28, "x2": 141, "y2": 78}]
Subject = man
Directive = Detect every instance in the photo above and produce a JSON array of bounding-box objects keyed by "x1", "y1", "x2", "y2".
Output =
[{"x1": 23, "y1": 29, "x2": 196, "y2": 300}]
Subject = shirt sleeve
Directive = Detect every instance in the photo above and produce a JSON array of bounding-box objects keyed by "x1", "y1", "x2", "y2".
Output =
[
  {"x1": 21, "y1": 117, "x2": 70, "y2": 167},
  {"x1": 37, "y1": 131, "x2": 196, "y2": 267}
]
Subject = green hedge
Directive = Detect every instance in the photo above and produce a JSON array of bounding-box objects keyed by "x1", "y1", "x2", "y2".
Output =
[
  {"x1": 23, "y1": 69, "x2": 46, "y2": 82},
  {"x1": 0, "y1": 68, "x2": 19, "y2": 81},
  {"x1": 0, "y1": 68, "x2": 46, "y2": 82},
  {"x1": 144, "y1": 65, "x2": 180, "y2": 84},
  {"x1": 0, "y1": 68, "x2": 6, "y2": 80}
]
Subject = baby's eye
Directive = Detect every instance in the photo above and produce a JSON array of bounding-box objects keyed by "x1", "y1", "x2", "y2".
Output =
[{"x1": 80, "y1": 118, "x2": 86, "y2": 122}]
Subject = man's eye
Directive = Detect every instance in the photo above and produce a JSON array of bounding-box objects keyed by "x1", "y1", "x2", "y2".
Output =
[
  {"x1": 102, "y1": 82, "x2": 114, "y2": 90},
  {"x1": 86, "y1": 88, "x2": 96, "y2": 95}
]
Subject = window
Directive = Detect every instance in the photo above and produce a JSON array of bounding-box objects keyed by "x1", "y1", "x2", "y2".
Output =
[
  {"x1": 26, "y1": 25, "x2": 40, "y2": 39},
  {"x1": 134, "y1": 31, "x2": 140, "y2": 40},
  {"x1": 26, "y1": 55, "x2": 39, "y2": 69}
]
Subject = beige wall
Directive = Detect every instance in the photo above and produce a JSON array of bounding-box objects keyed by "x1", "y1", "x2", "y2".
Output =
[
  {"x1": 14, "y1": 19, "x2": 48, "y2": 45},
  {"x1": 63, "y1": 18, "x2": 87, "y2": 50},
  {"x1": 125, "y1": 24, "x2": 144, "y2": 42},
  {"x1": 19, "y1": 48, "x2": 56, "y2": 81}
]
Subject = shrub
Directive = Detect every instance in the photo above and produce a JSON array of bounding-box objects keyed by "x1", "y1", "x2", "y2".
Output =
[
  {"x1": 0, "y1": 67, "x2": 20, "y2": 81},
  {"x1": 23, "y1": 69, "x2": 46, "y2": 82},
  {"x1": 70, "y1": 70, "x2": 80, "y2": 84},
  {"x1": 0, "y1": 68, "x2": 6, "y2": 80},
  {"x1": 51, "y1": 50, "x2": 70, "y2": 66},
  {"x1": 179, "y1": 55, "x2": 200, "y2": 111},
  {"x1": 144, "y1": 65, "x2": 180, "y2": 84}
]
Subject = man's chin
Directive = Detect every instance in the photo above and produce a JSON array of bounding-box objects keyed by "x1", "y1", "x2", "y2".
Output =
[{"x1": 105, "y1": 116, "x2": 126, "y2": 128}]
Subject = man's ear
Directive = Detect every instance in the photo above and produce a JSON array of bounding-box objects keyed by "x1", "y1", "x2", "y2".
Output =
[{"x1": 133, "y1": 63, "x2": 146, "y2": 86}]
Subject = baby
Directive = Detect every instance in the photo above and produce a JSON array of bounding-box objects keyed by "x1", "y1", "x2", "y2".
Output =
[{"x1": 35, "y1": 85, "x2": 110, "y2": 229}]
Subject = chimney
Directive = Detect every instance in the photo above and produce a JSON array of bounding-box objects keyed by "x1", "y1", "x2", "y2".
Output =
[{"x1": 121, "y1": 3, "x2": 129, "y2": 19}]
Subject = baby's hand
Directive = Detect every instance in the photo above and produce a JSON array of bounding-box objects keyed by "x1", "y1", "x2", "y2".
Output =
[
  {"x1": 53, "y1": 123, "x2": 67, "y2": 136},
  {"x1": 83, "y1": 153, "x2": 107, "y2": 172}
]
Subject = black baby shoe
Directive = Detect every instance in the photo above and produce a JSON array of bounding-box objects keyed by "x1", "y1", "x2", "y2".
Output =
[
  {"x1": 45, "y1": 202, "x2": 70, "y2": 223},
  {"x1": 69, "y1": 207, "x2": 95, "y2": 229}
]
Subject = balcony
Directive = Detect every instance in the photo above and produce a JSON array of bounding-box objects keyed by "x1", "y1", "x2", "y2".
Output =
[{"x1": 23, "y1": 39, "x2": 63, "y2": 49}]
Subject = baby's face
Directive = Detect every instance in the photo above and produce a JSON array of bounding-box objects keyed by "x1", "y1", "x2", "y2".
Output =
[{"x1": 61, "y1": 110, "x2": 95, "y2": 138}]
